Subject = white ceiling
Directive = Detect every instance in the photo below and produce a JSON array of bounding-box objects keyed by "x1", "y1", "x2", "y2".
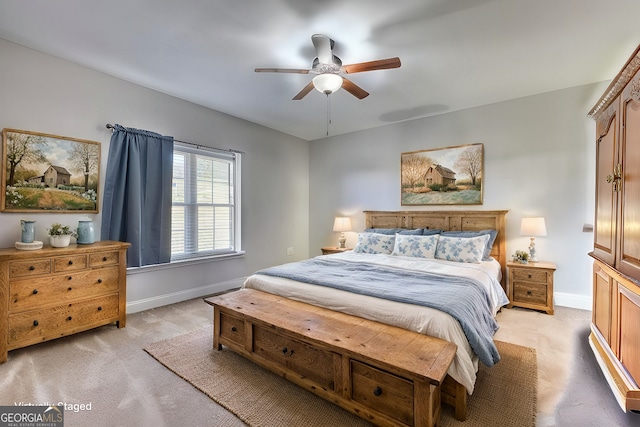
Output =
[{"x1": 1, "y1": 0, "x2": 639, "y2": 141}]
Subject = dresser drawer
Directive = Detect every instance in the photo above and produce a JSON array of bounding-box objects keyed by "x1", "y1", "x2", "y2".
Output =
[
  {"x1": 512, "y1": 269, "x2": 548, "y2": 283},
  {"x1": 513, "y1": 282, "x2": 547, "y2": 305},
  {"x1": 89, "y1": 251, "x2": 120, "y2": 267},
  {"x1": 218, "y1": 311, "x2": 246, "y2": 348},
  {"x1": 253, "y1": 325, "x2": 336, "y2": 390},
  {"x1": 9, "y1": 258, "x2": 51, "y2": 278},
  {"x1": 8, "y1": 294, "x2": 119, "y2": 348},
  {"x1": 10, "y1": 267, "x2": 120, "y2": 312},
  {"x1": 54, "y1": 254, "x2": 88, "y2": 272},
  {"x1": 351, "y1": 360, "x2": 414, "y2": 426}
]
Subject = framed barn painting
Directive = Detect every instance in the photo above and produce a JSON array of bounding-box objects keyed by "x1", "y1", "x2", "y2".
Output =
[
  {"x1": 401, "y1": 143, "x2": 484, "y2": 205},
  {"x1": 2, "y1": 128, "x2": 100, "y2": 213}
]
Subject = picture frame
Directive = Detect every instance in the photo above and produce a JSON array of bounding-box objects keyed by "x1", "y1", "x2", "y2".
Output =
[
  {"x1": 401, "y1": 143, "x2": 484, "y2": 205},
  {"x1": 2, "y1": 128, "x2": 100, "y2": 213}
]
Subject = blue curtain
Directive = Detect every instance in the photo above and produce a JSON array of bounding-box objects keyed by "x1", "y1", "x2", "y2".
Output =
[{"x1": 101, "y1": 124, "x2": 174, "y2": 267}]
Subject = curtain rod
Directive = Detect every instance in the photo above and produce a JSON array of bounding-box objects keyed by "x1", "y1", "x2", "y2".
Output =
[{"x1": 105, "y1": 124, "x2": 244, "y2": 154}]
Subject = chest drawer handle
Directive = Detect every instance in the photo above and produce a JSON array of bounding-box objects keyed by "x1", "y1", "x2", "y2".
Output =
[
  {"x1": 103, "y1": 256, "x2": 108, "y2": 262},
  {"x1": 373, "y1": 387, "x2": 382, "y2": 397},
  {"x1": 97, "y1": 306, "x2": 102, "y2": 311},
  {"x1": 231, "y1": 326, "x2": 237, "y2": 332},
  {"x1": 33, "y1": 320, "x2": 39, "y2": 327},
  {"x1": 29, "y1": 266, "x2": 35, "y2": 271},
  {"x1": 68, "y1": 260, "x2": 73, "y2": 265},
  {"x1": 32, "y1": 289, "x2": 38, "y2": 295}
]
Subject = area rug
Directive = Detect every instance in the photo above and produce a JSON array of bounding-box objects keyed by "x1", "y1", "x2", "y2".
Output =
[{"x1": 145, "y1": 327, "x2": 536, "y2": 427}]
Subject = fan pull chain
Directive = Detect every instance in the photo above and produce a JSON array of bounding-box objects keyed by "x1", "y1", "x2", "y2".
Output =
[{"x1": 326, "y1": 93, "x2": 331, "y2": 136}]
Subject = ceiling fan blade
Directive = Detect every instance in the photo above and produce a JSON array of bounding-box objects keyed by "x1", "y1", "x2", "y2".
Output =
[
  {"x1": 292, "y1": 81, "x2": 315, "y2": 100},
  {"x1": 255, "y1": 68, "x2": 310, "y2": 74},
  {"x1": 341, "y1": 78, "x2": 369, "y2": 99},
  {"x1": 311, "y1": 34, "x2": 334, "y2": 64},
  {"x1": 342, "y1": 57, "x2": 401, "y2": 74}
]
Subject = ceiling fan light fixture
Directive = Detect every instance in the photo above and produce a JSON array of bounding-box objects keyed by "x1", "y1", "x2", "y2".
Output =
[{"x1": 312, "y1": 73, "x2": 342, "y2": 94}]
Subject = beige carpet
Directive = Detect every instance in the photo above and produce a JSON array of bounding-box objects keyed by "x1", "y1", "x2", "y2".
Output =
[{"x1": 145, "y1": 326, "x2": 536, "y2": 427}]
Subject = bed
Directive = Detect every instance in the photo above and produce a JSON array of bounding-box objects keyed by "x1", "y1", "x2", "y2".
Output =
[{"x1": 243, "y1": 210, "x2": 509, "y2": 420}]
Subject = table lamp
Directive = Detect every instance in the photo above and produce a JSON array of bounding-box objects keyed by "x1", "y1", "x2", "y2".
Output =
[
  {"x1": 333, "y1": 217, "x2": 352, "y2": 248},
  {"x1": 520, "y1": 217, "x2": 547, "y2": 261}
]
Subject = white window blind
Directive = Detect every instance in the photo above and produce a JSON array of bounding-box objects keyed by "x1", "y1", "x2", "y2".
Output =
[{"x1": 171, "y1": 143, "x2": 241, "y2": 261}]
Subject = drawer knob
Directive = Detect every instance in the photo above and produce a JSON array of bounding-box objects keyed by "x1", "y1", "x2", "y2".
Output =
[
  {"x1": 29, "y1": 266, "x2": 35, "y2": 271},
  {"x1": 103, "y1": 256, "x2": 108, "y2": 262},
  {"x1": 282, "y1": 347, "x2": 288, "y2": 354},
  {"x1": 68, "y1": 260, "x2": 73, "y2": 265},
  {"x1": 33, "y1": 320, "x2": 39, "y2": 327},
  {"x1": 97, "y1": 306, "x2": 102, "y2": 311},
  {"x1": 97, "y1": 279, "x2": 103, "y2": 284},
  {"x1": 527, "y1": 290, "x2": 532, "y2": 295},
  {"x1": 373, "y1": 387, "x2": 382, "y2": 397},
  {"x1": 67, "y1": 316, "x2": 73, "y2": 321},
  {"x1": 281, "y1": 347, "x2": 295, "y2": 357},
  {"x1": 32, "y1": 289, "x2": 38, "y2": 295},
  {"x1": 231, "y1": 326, "x2": 237, "y2": 332}
]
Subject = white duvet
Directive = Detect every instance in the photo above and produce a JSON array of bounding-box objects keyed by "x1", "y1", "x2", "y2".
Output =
[{"x1": 242, "y1": 251, "x2": 509, "y2": 394}]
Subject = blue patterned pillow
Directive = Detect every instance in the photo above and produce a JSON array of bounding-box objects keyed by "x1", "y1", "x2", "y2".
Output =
[
  {"x1": 435, "y1": 234, "x2": 490, "y2": 263},
  {"x1": 442, "y1": 229, "x2": 497, "y2": 260},
  {"x1": 353, "y1": 233, "x2": 395, "y2": 254},
  {"x1": 392, "y1": 234, "x2": 439, "y2": 258}
]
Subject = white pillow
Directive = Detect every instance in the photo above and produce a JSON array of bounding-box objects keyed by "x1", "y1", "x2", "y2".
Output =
[
  {"x1": 435, "y1": 234, "x2": 490, "y2": 263},
  {"x1": 353, "y1": 232, "x2": 395, "y2": 254},
  {"x1": 392, "y1": 234, "x2": 439, "y2": 258}
]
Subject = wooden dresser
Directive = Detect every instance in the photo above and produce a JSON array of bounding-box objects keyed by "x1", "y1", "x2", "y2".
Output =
[
  {"x1": 588, "y1": 44, "x2": 640, "y2": 412},
  {"x1": 0, "y1": 240, "x2": 130, "y2": 363}
]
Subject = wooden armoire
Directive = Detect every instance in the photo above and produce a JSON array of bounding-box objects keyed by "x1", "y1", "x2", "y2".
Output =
[{"x1": 588, "y1": 44, "x2": 640, "y2": 413}]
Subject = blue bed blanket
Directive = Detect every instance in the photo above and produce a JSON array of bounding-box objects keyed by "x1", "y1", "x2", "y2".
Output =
[{"x1": 256, "y1": 257, "x2": 500, "y2": 367}]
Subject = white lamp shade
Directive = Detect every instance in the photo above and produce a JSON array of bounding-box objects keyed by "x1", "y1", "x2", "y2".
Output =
[
  {"x1": 313, "y1": 74, "x2": 343, "y2": 94},
  {"x1": 520, "y1": 217, "x2": 547, "y2": 237},
  {"x1": 333, "y1": 216, "x2": 352, "y2": 232}
]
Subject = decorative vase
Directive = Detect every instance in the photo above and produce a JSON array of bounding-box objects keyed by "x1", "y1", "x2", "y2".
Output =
[
  {"x1": 77, "y1": 219, "x2": 95, "y2": 244},
  {"x1": 20, "y1": 220, "x2": 36, "y2": 243},
  {"x1": 50, "y1": 235, "x2": 71, "y2": 248}
]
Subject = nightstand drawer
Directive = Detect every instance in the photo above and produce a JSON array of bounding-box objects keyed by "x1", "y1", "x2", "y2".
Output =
[
  {"x1": 512, "y1": 269, "x2": 549, "y2": 283},
  {"x1": 513, "y1": 282, "x2": 547, "y2": 305}
]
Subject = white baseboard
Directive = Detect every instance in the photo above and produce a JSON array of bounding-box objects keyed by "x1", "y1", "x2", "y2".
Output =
[
  {"x1": 126, "y1": 277, "x2": 248, "y2": 313},
  {"x1": 554, "y1": 292, "x2": 592, "y2": 311}
]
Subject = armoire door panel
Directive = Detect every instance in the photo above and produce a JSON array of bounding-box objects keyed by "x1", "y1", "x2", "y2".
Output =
[
  {"x1": 618, "y1": 92, "x2": 640, "y2": 281},
  {"x1": 593, "y1": 108, "x2": 618, "y2": 265}
]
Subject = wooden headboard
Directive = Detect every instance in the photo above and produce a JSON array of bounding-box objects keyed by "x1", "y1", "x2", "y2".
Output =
[{"x1": 364, "y1": 210, "x2": 509, "y2": 290}]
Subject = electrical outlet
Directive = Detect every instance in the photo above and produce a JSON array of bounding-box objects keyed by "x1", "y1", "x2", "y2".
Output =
[{"x1": 286, "y1": 247, "x2": 294, "y2": 256}]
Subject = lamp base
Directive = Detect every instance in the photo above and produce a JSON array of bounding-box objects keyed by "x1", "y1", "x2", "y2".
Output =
[{"x1": 338, "y1": 232, "x2": 346, "y2": 249}]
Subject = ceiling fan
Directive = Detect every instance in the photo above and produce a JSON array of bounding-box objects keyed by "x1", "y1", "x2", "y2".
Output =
[{"x1": 255, "y1": 34, "x2": 401, "y2": 100}]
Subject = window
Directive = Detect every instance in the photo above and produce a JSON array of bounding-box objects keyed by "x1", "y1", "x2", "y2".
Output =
[{"x1": 171, "y1": 143, "x2": 241, "y2": 261}]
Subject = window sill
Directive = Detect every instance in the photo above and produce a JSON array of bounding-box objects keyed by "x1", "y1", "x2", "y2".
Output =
[{"x1": 126, "y1": 251, "x2": 246, "y2": 275}]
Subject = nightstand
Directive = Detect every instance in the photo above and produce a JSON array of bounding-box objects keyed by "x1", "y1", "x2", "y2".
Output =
[
  {"x1": 507, "y1": 261, "x2": 556, "y2": 315},
  {"x1": 321, "y1": 247, "x2": 351, "y2": 255}
]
